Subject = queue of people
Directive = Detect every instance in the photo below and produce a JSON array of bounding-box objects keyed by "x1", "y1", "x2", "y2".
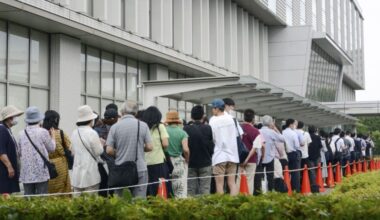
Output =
[{"x1": 0, "y1": 98, "x2": 376, "y2": 197}]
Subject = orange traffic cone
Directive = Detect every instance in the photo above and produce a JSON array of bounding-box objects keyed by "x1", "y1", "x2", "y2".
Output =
[
  {"x1": 358, "y1": 160, "x2": 362, "y2": 173},
  {"x1": 370, "y1": 160, "x2": 374, "y2": 172},
  {"x1": 363, "y1": 160, "x2": 367, "y2": 173},
  {"x1": 335, "y1": 163, "x2": 342, "y2": 184},
  {"x1": 283, "y1": 166, "x2": 292, "y2": 196},
  {"x1": 327, "y1": 162, "x2": 335, "y2": 188},
  {"x1": 316, "y1": 163, "x2": 325, "y2": 192},
  {"x1": 301, "y1": 165, "x2": 311, "y2": 195},
  {"x1": 239, "y1": 173, "x2": 249, "y2": 195},
  {"x1": 352, "y1": 161, "x2": 356, "y2": 174},
  {"x1": 345, "y1": 161, "x2": 351, "y2": 177},
  {"x1": 157, "y1": 178, "x2": 167, "y2": 199}
]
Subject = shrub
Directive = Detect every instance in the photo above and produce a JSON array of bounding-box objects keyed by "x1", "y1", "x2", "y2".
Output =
[{"x1": 1, "y1": 171, "x2": 380, "y2": 220}]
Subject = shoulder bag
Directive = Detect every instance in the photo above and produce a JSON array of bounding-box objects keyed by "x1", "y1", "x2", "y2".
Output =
[
  {"x1": 77, "y1": 130, "x2": 108, "y2": 183},
  {"x1": 157, "y1": 124, "x2": 174, "y2": 174},
  {"x1": 24, "y1": 130, "x2": 58, "y2": 179},
  {"x1": 107, "y1": 121, "x2": 139, "y2": 188},
  {"x1": 60, "y1": 130, "x2": 74, "y2": 170},
  {"x1": 233, "y1": 119, "x2": 249, "y2": 164}
]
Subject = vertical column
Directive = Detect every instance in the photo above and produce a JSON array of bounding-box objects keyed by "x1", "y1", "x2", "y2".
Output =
[
  {"x1": 93, "y1": 0, "x2": 107, "y2": 21},
  {"x1": 174, "y1": 0, "x2": 192, "y2": 54},
  {"x1": 209, "y1": 0, "x2": 225, "y2": 67},
  {"x1": 192, "y1": 0, "x2": 210, "y2": 61},
  {"x1": 325, "y1": 0, "x2": 332, "y2": 35},
  {"x1": 106, "y1": 0, "x2": 121, "y2": 27},
  {"x1": 125, "y1": 0, "x2": 150, "y2": 37},
  {"x1": 262, "y1": 26, "x2": 269, "y2": 81},
  {"x1": 237, "y1": 7, "x2": 249, "y2": 75},
  {"x1": 224, "y1": 0, "x2": 238, "y2": 73},
  {"x1": 151, "y1": 0, "x2": 173, "y2": 47},
  {"x1": 50, "y1": 34, "x2": 82, "y2": 133},
  {"x1": 292, "y1": 0, "x2": 301, "y2": 25},
  {"x1": 148, "y1": 64, "x2": 169, "y2": 116},
  {"x1": 259, "y1": 23, "x2": 265, "y2": 79}
]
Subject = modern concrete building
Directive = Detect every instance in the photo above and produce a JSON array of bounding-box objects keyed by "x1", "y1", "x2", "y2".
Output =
[{"x1": 0, "y1": 0, "x2": 363, "y2": 133}]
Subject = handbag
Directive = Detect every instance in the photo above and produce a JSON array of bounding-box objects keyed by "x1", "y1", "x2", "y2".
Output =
[
  {"x1": 157, "y1": 124, "x2": 174, "y2": 174},
  {"x1": 60, "y1": 130, "x2": 74, "y2": 170},
  {"x1": 107, "y1": 121, "x2": 139, "y2": 188},
  {"x1": 24, "y1": 130, "x2": 58, "y2": 179},
  {"x1": 77, "y1": 130, "x2": 109, "y2": 189},
  {"x1": 233, "y1": 119, "x2": 249, "y2": 164}
]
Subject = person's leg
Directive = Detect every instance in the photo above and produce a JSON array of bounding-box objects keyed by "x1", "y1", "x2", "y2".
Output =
[
  {"x1": 199, "y1": 166, "x2": 212, "y2": 195},
  {"x1": 213, "y1": 163, "x2": 226, "y2": 194},
  {"x1": 253, "y1": 163, "x2": 264, "y2": 195},
  {"x1": 187, "y1": 167, "x2": 198, "y2": 196},
  {"x1": 226, "y1": 163, "x2": 238, "y2": 196},
  {"x1": 35, "y1": 181, "x2": 49, "y2": 195},
  {"x1": 264, "y1": 160, "x2": 275, "y2": 191},
  {"x1": 132, "y1": 171, "x2": 148, "y2": 198},
  {"x1": 308, "y1": 159, "x2": 317, "y2": 187},
  {"x1": 23, "y1": 183, "x2": 35, "y2": 195},
  {"x1": 245, "y1": 163, "x2": 256, "y2": 194}
]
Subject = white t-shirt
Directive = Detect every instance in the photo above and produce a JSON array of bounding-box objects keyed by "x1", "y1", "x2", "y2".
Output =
[
  {"x1": 296, "y1": 129, "x2": 312, "y2": 159},
  {"x1": 345, "y1": 136, "x2": 355, "y2": 152},
  {"x1": 330, "y1": 135, "x2": 345, "y2": 154},
  {"x1": 209, "y1": 114, "x2": 239, "y2": 166},
  {"x1": 253, "y1": 134, "x2": 264, "y2": 164}
]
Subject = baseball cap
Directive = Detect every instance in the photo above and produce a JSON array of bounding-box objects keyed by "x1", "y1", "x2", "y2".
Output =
[{"x1": 211, "y1": 99, "x2": 225, "y2": 109}]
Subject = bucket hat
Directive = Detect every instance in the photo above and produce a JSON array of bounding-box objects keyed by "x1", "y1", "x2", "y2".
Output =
[
  {"x1": 24, "y1": 106, "x2": 44, "y2": 124},
  {"x1": 0, "y1": 105, "x2": 24, "y2": 121},
  {"x1": 77, "y1": 105, "x2": 98, "y2": 123},
  {"x1": 165, "y1": 111, "x2": 182, "y2": 124}
]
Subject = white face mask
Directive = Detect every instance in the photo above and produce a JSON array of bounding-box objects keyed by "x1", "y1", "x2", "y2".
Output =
[
  {"x1": 11, "y1": 117, "x2": 18, "y2": 126},
  {"x1": 229, "y1": 110, "x2": 236, "y2": 115}
]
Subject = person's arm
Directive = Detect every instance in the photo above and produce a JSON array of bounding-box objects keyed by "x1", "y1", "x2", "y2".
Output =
[
  {"x1": 182, "y1": 138, "x2": 190, "y2": 163},
  {"x1": 143, "y1": 126, "x2": 153, "y2": 152},
  {"x1": 0, "y1": 154, "x2": 14, "y2": 178},
  {"x1": 90, "y1": 132, "x2": 104, "y2": 156},
  {"x1": 298, "y1": 133, "x2": 305, "y2": 147},
  {"x1": 43, "y1": 128, "x2": 56, "y2": 152},
  {"x1": 159, "y1": 125, "x2": 169, "y2": 149},
  {"x1": 206, "y1": 126, "x2": 215, "y2": 155},
  {"x1": 106, "y1": 126, "x2": 116, "y2": 156}
]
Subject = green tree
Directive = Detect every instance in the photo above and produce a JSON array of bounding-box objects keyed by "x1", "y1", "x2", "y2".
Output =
[{"x1": 357, "y1": 116, "x2": 380, "y2": 156}]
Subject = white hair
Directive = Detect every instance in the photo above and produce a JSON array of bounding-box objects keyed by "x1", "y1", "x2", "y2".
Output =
[
  {"x1": 262, "y1": 115, "x2": 273, "y2": 127},
  {"x1": 120, "y1": 100, "x2": 138, "y2": 116}
]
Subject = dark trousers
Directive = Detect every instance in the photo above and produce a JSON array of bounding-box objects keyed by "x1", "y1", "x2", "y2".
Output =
[
  {"x1": 287, "y1": 151, "x2": 301, "y2": 193},
  {"x1": 147, "y1": 163, "x2": 171, "y2": 197},
  {"x1": 23, "y1": 181, "x2": 48, "y2": 195},
  {"x1": 253, "y1": 159, "x2": 274, "y2": 195}
]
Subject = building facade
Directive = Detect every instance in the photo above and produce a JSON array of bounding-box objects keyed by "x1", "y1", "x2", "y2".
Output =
[{"x1": 0, "y1": 0, "x2": 363, "y2": 132}]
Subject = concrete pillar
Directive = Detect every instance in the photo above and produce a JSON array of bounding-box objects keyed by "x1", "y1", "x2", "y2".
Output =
[
  {"x1": 173, "y1": 0, "x2": 193, "y2": 54},
  {"x1": 93, "y1": 0, "x2": 107, "y2": 21},
  {"x1": 50, "y1": 34, "x2": 82, "y2": 133},
  {"x1": 125, "y1": 0, "x2": 150, "y2": 37},
  {"x1": 224, "y1": 0, "x2": 238, "y2": 73},
  {"x1": 147, "y1": 64, "x2": 169, "y2": 116},
  {"x1": 106, "y1": 0, "x2": 121, "y2": 27},
  {"x1": 192, "y1": 0, "x2": 210, "y2": 61},
  {"x1": 209, "y1": 0, "x2": 225, "y2": 67},
  {"x1": 151, "y1": 0, "x2": 173, "y2": 47}
]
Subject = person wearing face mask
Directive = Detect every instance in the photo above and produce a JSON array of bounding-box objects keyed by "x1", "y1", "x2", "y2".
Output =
[
  {"x1": 0, "y1": 105, "x2": 24, "y2": 194},
  {"x1": 282, "y1": 119, "x2": 302, "y2": 193},
  {"x1": 222, "y1": 98, "x2": 243, "y2": 136},
  {"x1": 70, "y1": 105, "x2": 104, "y2": 195}
]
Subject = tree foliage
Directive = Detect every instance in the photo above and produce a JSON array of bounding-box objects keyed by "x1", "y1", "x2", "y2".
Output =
[{"x1": 356, "y1": 116, "x2": 380, "y2": 155}]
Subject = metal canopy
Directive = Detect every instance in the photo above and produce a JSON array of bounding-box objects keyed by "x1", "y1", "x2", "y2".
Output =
[{"x1": 143, "y1": 76, "x2": 357, "y2": 127}]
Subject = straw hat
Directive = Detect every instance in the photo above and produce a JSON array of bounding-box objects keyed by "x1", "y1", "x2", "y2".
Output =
[
  {"x1": 165, "y1": 111, "x2": 182, "y2": 124},
  {"x1": 25, "y1": 106, "x2": 45, "y2": 124},
  {"x1": 77, "y1": 105, "x2": 98, "y2": 123},
  {"x1": 0, "y1": 105, "x2": 24, "y2": 121}
]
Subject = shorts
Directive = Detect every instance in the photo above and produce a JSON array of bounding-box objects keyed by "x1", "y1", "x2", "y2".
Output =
[{"x1": 213, "y1": 162, "x2": 238, "y2": 176}]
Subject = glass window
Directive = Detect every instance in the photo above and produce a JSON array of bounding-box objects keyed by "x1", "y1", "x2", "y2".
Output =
[
  {"x1": 87, "y1": 96, "x2": 100, "y2": 114},
  {"x1": 139, "y1": 62, "x2": 148, "y2": 102},
  {"x1": 0, "y1": 83, "x2": 5, "y2": 107},
  {"x1": 30, "y1": 30, "x2": 49, "y2": 86},
  {"x1": 8, "y1": 85, "x2": 28, "y2": 111},
  {"x1": 101, "y1": 52, "x2": 114, "y2": 98},
  {"x1": 8, "y1": 24, "x2": 29, "y2": 83},
  {"x1": 86, "y1": 47, "x2": 100, "y2": 95},
  {"x1": 30, "y1": 88, "x2": 48, "y2": 113},
  {"x1": 81, "y1": 95, "x2": 86, "y2": 105},
  {"x1": 115, "y1": 55, "x2": 126, "y2": 99},
  {"x1": 0, "y1": 21, "x2": 5, "y2": 80},
  {"x1": 127, "y1": 59, "x2": 138, "y2": 101},
  {"x1": 286, "y1": 0, "x2": 293, "y2": 25}
]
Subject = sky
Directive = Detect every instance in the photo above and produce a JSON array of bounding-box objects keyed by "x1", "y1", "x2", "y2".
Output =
[{"x1": 356, "y1": 0, "x2": 380, "y2": 101}]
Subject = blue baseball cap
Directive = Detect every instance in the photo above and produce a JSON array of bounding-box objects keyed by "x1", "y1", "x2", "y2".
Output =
[{"x1": 211, "y1": 99, "x2": 225, "y2": 108}]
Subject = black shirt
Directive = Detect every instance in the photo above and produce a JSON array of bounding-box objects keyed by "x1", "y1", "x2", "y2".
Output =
[
  {"x1": 184, "y1": 121, "x2": 214, "y2": 168},
  {"x1": 309, "y1": 133, "x2": 323, "y2": 161}
]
